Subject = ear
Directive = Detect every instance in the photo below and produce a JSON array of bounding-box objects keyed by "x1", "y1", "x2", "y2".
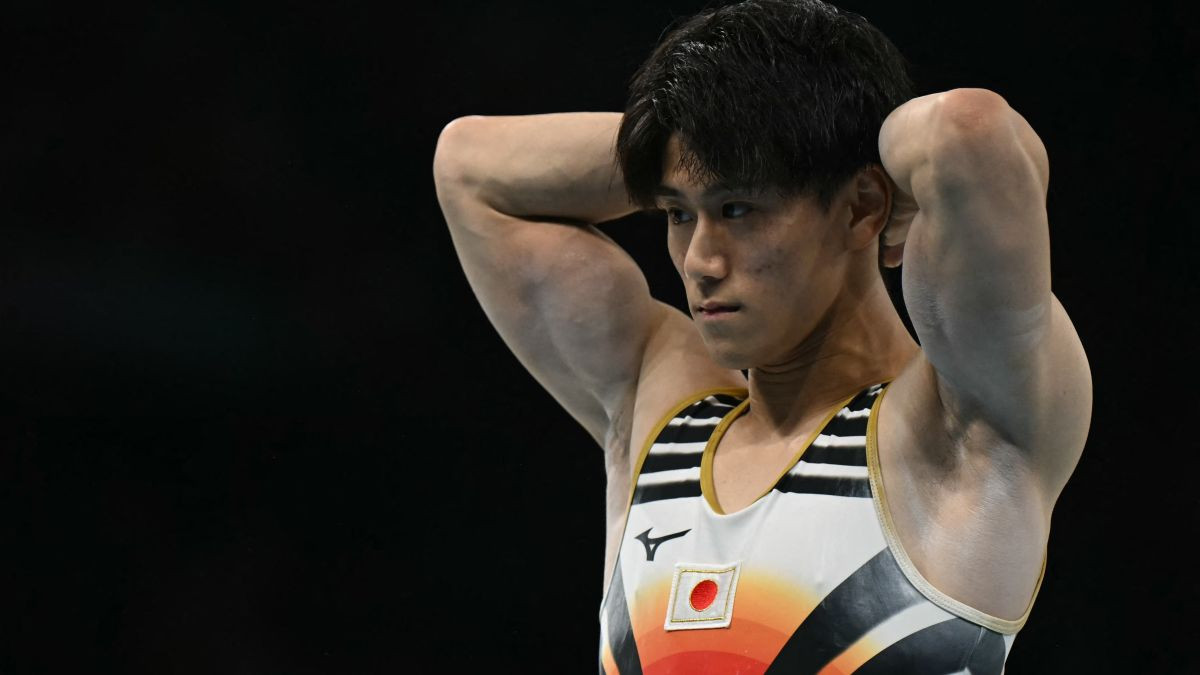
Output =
[{"x1": 843, "y1": 165, "x2": 891, "y2": 252}]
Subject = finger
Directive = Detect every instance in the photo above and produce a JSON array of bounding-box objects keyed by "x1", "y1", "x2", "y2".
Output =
[
  {"x1": 881, "y1": 241, "x2": 905, "y2": 268},
  {"x1": 881, "y1": 217, "x2": 912, "y2": 246}
]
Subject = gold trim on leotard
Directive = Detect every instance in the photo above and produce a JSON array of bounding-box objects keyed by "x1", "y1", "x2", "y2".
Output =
[
  {"x1": 865, "y1": 383, "x2": 1049, "y2": 635},
  {"x1": 700, "y1": 389, "x2": 861, "y2": 515},
  {"x1": 626, "y1": 387, "x2": 750, "y2": 509}
]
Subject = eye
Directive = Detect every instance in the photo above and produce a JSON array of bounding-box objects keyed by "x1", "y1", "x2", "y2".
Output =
[
  {"x1": 666, "y1": 207, "x2": 694, "y2": 225},
  {"x1": 723, "y1": 202, "x2": 753, "y2": 218}
]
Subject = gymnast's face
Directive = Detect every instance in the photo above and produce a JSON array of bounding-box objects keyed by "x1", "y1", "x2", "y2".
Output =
[{"x1": 658, "y1": 134, "x2": 857, "y2": 370}]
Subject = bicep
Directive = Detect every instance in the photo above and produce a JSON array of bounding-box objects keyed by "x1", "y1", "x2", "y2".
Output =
[{"x1": 436, "y1": 189, "x2": 660, "y2": 446}]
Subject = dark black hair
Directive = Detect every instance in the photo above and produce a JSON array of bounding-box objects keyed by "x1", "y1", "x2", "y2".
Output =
[{"x1": 616, "y1": 0, "x2": 915, "y2": 214}]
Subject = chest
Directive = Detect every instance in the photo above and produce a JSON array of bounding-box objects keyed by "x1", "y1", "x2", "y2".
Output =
[
  {"x1": 610, "y1": 377, "x2": 1026, "y2": 610},
  {"x1": 600, "y1": 490, "x2": 1012, "y2": 674},
  {"x1": 608, "y1": 384, "x2": 890, "y2": 605},
  {"x1": 598, "y1": 382, "x2": 1024, "y2": 673}
]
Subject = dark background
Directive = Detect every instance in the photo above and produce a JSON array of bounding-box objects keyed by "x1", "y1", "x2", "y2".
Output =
[{"x1": 4, "y1": 0, "x2": 1197, "y2": 672}]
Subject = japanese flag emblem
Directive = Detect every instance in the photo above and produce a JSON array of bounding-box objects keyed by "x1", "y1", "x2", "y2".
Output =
[{"x1": 664, "y1": 561, "x2": 742, "y2": 631}]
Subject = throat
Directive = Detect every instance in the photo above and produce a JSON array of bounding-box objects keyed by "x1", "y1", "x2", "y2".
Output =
[{"x1": 708, "y1": 409, "x2": 817, "y2": 515}]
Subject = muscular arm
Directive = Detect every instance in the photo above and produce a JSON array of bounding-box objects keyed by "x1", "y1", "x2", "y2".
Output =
[
  {"x1": 438, "y1": 113, "x2": 636, "y2": 225},
  {"x1": 432, "y1": 113, "x2": 718, "y2": 450},
  {"x1": 878, "y1": 89, "x2": 1093, "y2": 503}
]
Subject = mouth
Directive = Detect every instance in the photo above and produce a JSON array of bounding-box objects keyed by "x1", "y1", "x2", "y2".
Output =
[{"x1": 695, "y1": 304, "x2": 741, "y2": 319}]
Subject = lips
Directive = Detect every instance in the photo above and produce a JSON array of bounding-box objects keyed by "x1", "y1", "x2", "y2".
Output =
[
  {"x1": 696, "y1": 302, "x2": 740, "y2": 316},
  {"x1": 696, "y1": 302, "x2": 739, "y2": 317}
]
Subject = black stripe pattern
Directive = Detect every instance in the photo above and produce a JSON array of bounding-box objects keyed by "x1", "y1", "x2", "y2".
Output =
[
  {"x1": 764, "y1": 544, "x2": 1009, "y2": 674},
  {"x1": 772, "y1": 384, "x2": 881, "y2": 500},
  {"x1": 764, "y1": 547, "x2": 930, "y2": 673},
  {"x1": 631, "y1": 393, "x2": 742, "y2": 506},
  {"x1": 854, "y1": 619, "x2": 1007, "y2": 675}
]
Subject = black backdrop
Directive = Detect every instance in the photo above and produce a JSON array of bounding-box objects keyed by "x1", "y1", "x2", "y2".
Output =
[{"x1": 5, "y1": 1, "x2": 1198, "y2": 672}]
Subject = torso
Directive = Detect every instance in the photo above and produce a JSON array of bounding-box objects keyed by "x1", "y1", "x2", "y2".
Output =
[{"x1": 603, "y1": 346, "x2": 1048, "y2": 624}]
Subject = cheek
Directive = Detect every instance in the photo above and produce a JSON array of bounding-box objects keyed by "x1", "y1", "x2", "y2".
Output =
[{"x1": 742, "y1": 246, "x2": 786, "y2": 277}]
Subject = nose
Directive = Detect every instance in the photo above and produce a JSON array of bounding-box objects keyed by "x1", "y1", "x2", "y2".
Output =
[{"x1": 683, "y1": 217, "x2": 730, "y2": 284}]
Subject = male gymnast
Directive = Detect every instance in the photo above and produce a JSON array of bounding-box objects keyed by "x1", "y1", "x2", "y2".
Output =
[{"x1": 433, "y1": 1, "x2": 1092, "y2": 671}]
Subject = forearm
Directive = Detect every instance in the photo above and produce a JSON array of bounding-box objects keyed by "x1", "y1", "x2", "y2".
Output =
[{"x1": 433, "y1": 112, "x2": 638, "y2": 224}]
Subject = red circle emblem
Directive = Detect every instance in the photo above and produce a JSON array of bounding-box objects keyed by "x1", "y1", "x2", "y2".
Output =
[{"x1": 689, "y1": 579, "x2": 719, "y2": 611}]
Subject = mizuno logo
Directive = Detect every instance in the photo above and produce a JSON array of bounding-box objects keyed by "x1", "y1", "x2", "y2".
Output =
[{"x1": 635, "y1": 527, "x2": 691, "y2": 561}]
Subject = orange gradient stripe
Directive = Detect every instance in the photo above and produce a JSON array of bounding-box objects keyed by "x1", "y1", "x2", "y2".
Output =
[
  {"x1": 645, "y1": 650, "x2": 769, "y2": 675},
  {"x1": 817, "y1": 639, "x2": 884, "y2": 675},
  {"x1": 630, "y1": 571, "x2": 821, "y2": 667}
]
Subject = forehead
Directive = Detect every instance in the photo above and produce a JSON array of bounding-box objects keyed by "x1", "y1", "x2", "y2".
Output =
[
  {"x1": 656, "y1": 133, "x2": 780, "y2": 203},
  {"x1": 657, "y1": 133, "x2": 835, "y2": 217},
  {"x1": 657, "y1": 134, "x2": 750, "y2": 203}
]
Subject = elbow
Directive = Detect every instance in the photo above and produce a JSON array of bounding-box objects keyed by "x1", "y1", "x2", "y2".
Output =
[
  {"x1": 931, "y1": 89, "x2": 1021, "y2": 162},
  {"x1": 433, "y1": 115, "x2": 487, "y2": 190},
  {"x1": 931, "y1": 90, "x2": 1050, "y2": 195},
  {"x1": 936, "y1": 89, "x2": 1012, "y2": 137}
]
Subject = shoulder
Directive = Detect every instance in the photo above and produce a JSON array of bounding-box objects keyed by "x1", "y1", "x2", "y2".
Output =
[{"x1": 618, "y1": 305, "x2": 746, "y2": 477}]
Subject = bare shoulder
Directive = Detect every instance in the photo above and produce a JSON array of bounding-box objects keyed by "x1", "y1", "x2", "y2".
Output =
[
  {"x1": 625, "y1": 302, "x2": 746, "y2": 473},
  {"x1": 598, "y1": 301, "x2": 744, "y2": 589}
]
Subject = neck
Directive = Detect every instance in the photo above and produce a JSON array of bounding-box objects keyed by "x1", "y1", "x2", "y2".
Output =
[{"x1": 742, "y1": 271, "x2": 919, "y2": 441}]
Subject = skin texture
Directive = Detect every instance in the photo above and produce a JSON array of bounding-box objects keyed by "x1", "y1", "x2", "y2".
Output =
[
  {"x1": 433, "y1": 91, "x2": 1092, "y2": 623},
  {"x1": 655, "y1": 133, "x2": 920, "y2": 513},
  {"x1": 637, "y1": 92, "x2": 1088, "y2": 621}
]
